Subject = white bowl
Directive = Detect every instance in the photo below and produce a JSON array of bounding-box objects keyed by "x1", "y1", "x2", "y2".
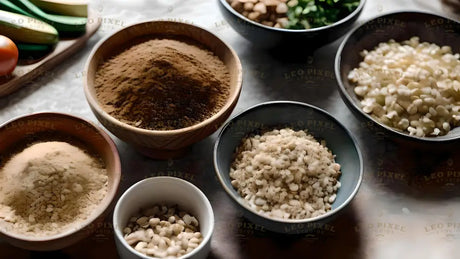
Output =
[{"x1": 113, "y1": 177, "x2": 214, "y2": 259}]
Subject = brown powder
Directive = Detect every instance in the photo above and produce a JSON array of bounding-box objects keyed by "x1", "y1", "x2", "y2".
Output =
[{"x1": 94, "y1": 38, "x2": 231, "y2": 130}]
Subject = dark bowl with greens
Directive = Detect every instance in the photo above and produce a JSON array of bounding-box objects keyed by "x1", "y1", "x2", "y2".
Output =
[{"x1": 218, "y1": 0, "x2": 366, "y2": 49}]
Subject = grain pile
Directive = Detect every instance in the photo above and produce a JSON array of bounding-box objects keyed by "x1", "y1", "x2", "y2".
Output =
[
  {"x1": 348, "y1": 37, "x2": 460, "y2": 137},
  {"x1": 230, "y1": 128, "x2": 341, "y2": 220}
]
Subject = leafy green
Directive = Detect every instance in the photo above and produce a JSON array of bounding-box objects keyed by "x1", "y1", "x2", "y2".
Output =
[{"x1": 286, "y1": 0, "x2": 360, "y2": 29}]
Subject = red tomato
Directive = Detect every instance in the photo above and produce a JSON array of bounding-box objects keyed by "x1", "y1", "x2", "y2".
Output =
[{"x1": 0, "y1": 35, "x2": 19, "y2": 76}]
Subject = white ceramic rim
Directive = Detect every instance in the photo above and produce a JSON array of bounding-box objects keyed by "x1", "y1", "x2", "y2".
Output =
[{"x1": 113, "y1": 176, "x2": 215, "y2": 259}]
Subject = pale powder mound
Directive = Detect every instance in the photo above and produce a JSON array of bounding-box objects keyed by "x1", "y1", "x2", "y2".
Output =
[{"x1": 0, "y1": 141, "x2": 108, "y2": 236}]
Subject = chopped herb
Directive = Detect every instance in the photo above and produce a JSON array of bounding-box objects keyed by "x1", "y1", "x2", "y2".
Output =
[{"x1": 286, "y1": 0, "x2": 360, "y2": 29}]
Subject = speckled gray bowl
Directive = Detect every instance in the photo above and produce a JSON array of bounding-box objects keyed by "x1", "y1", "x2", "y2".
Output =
[
  {"x1": 213, "y1": 101, "x2": 362, "y2": 234},
  {"x1": 335, "y1": 11, "x2": 460, "y2": 145}
]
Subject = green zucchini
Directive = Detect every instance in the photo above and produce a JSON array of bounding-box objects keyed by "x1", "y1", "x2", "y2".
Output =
[
  {"x1": 29, "y1": 0, "x2": 87, "y2": 17},
  {"x1": 9, "y1": 0, "x2": 86, "y2": 35},
  {"x1": 17, "y1": 42, "x2": 55, "y2": 59},
  {"x1": 0, "y1": 0, "x2": 30, "y2": 15},
  {"x1": 0, "y1": 10, "x2": 58, "y2": 44}
]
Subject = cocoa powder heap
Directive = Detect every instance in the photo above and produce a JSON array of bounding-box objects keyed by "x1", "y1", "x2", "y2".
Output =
[{"x1": 94, "y1": 38, "x2": 230, "y2": 130}]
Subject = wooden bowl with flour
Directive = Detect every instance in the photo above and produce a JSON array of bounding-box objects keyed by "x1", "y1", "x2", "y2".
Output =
[
  {"x1": 0, "y1": 112, "x2": 121, "y2": 251},
  {"x1": 84, "y1": 21, "x2": 243, "y2": 159}
]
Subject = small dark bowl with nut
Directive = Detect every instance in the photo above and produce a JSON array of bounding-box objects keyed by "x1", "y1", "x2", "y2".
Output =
[{"x1": 218, "y1": 0, "x2": 366, "y2": 49}]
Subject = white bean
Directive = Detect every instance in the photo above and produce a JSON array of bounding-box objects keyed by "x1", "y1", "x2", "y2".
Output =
[{"x1": 123, "y1": 205, "x2": 202, "y2": 258}]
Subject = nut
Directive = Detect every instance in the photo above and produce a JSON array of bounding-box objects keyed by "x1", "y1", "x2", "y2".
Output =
[
  {"x1": 124, "y1": 204, "x2": 203, "y2": 258},
  {"x1": 253, "y1": 2, "x2": 267, "y2": 14},
  {"x1": 276, "y1": 2, "x2": 288, "y2": 13},
  {"x1": 244, "y1": 2, "x2": 254, "y2": 11},
  {"x1": 248, "y1": 11, "x2": 261, "y2": 21}
]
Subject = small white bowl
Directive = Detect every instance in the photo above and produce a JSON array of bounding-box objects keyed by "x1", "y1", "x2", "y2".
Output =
[{"x1": 113, "y1": 177, "x2": 214, "y2": 259}]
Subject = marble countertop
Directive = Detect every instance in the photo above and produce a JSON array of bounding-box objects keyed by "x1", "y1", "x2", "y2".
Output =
[{"x1": 1, "y1": 0, "x2": 460, "y2": 258}]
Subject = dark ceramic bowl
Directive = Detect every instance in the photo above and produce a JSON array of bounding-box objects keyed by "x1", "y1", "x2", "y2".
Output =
[
  {"x1": 335, "y1": 11, "x2": 460, "y2": 144},
  {"x1": 213, "y1": 101, "x2": 362, "y2": 234},
  {"x1": 218, "y1": 0, "x2": 366, "y2": 49}
]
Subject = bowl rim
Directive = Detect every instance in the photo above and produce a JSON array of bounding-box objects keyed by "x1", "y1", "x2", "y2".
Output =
[
  {"x1": 335, "y1": 10, "x2": 460, "y2": 143},
  {"x1": 112, "y1": 176, "x2": 215, "y2": 259},
  {"x1": 84, "y1": 20, "x2": 243, "y2": 136},
  {"x1": 213, "y1": 100, "x2": 363, "y2": 225},
  {"x1": 218, "y1": 0, "x2": 366, "y2": 32},
  {"x1": 0, "y1": 112, "x2": 121, "y2": 242}
]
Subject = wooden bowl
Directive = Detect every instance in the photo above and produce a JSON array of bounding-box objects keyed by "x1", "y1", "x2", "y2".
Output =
[
  {"x1": 0, "y1": 112, "x2": 121, "y2": 251},
  {"x1": 84, "y1": 21, "x2": 243, "y2": 159}
]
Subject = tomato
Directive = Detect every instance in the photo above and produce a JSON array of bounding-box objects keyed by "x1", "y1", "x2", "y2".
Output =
[{"x1": 0, "y1": 35, "x2": 19, "y2": 76}]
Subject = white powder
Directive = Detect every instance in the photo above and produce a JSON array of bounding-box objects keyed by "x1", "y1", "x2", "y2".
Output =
[
  {"x1": 0, "y1": 141, "x2": 108, "y2": 236},
  {"x1": 230, "y1": 128, "x2": 341, "y2": 220}
]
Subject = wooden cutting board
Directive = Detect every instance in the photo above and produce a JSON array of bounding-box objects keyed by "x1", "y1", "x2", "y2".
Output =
[{"x1": 0, "y1": 10, "x2": 101, "y2": 97}]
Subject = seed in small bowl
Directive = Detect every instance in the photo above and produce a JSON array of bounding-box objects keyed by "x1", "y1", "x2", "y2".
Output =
[
  {"x1": 113, "y1": 177, "x2": 214, "y2": 259},
  {"x1": 123, "y1": 204, "x2": 203, "y2": 258}
]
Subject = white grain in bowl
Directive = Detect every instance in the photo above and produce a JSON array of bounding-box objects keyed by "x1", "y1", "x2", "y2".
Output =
[
  {"x1": 230, "y1": 128, "x2": 341, "y2": 220},
  {"x1": 348, "y1": 36, "x2": 460, "y2": 137}
]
